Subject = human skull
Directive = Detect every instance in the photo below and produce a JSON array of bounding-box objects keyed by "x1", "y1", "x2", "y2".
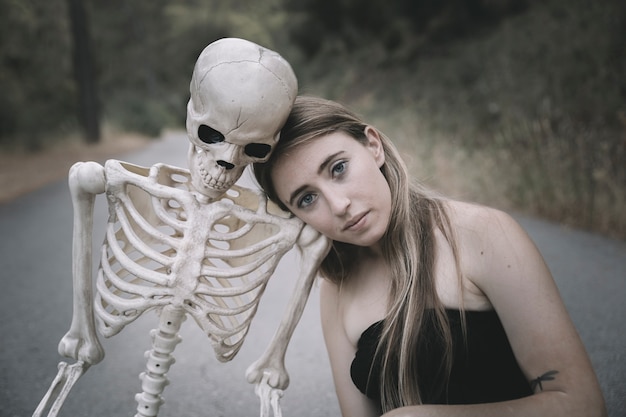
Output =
[{"x1": 186, "y1": 38, "x2": 297, "y2": 199}]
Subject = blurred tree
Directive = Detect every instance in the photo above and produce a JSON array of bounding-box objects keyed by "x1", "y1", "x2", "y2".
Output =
[
  {"x1": 285, "y1": 0, "x2": 528, "y2": 61},
  {"x1": 89, "y1": 0, "x2": 287, "y2": 135},
  {"x1": 0, "y1": 0, "x2": 74, "y2": 150},
  {"x1": 67, "y1": 0, "x2": 100, "y2": 143},
  {"x1": 0, "y1": 0, "x2": 294, "y2": 147},
  {"x1": 90, "y1": 0, "x2": 231, "y2": 135}
]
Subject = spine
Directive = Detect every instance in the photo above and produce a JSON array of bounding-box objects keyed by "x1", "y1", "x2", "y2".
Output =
[{"x1": 134, "y1": 305, "x2": 185, "y2": 417}]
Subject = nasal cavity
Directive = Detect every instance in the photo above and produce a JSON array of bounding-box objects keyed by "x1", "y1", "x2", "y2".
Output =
[{"x1": 217, "y1": 160, "x2": 235, "y2": 170}]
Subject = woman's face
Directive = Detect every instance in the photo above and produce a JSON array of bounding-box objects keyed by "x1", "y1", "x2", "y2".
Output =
[{"x1": 271, "y1": 127, "x2": 392, "y2": 248}]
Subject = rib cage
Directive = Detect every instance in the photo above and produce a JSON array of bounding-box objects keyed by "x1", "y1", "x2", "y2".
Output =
[{"x1": 94, "y1": 160, "x2": 302, "y2": 361}]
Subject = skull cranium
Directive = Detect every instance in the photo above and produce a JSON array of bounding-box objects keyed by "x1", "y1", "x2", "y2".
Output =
[{"x1": 186, "y1": 38, "x2": 297, "y2": 199}]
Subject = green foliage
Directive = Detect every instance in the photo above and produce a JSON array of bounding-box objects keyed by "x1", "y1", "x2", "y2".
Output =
[
  {"x1": 0, "y1": 0, "x2": 289, "y2": 147},
  {"x1": 105, "y1": 93, "x2": 177, "y2": 138},
  {"x1": 92, "y1": 0, "x2": 293, "y2": 136},
  {"x1": 0, "y1": 0, "x2": 75, "y2": 150},
  {"x1": 284, "y1": 0, "x2": 528, "y2": 60}
]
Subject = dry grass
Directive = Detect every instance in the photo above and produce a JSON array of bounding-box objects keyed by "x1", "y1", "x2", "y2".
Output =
[{"x1": 364, "y1": 104, "x2": 626, "y2": 240}]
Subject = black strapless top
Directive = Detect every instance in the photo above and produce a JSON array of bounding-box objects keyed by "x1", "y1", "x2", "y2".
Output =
[{"x1": 350, "y1": 309, "x2": 532, "y2": 407}]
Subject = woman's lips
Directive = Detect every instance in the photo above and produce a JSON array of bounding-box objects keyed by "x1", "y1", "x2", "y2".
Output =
[{"x1": 344, "y1": 212, "x2": 368, "y2": 231}]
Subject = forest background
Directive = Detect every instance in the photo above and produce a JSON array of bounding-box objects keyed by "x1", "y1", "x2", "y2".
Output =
[{"x1": 0, "y1": 0, "x2": 624, "y2": 239}]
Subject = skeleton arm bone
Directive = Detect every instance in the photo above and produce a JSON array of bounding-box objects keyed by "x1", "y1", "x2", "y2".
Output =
[
  {"x1": 57, "y1": 161, "x2": 106, "y2": 365},
  {"x1": 246, "y1": 224, "x2": 330, "y2": 389},
  {"x1": 34, "y1": 162, "x2": 107, "y2": 417}
]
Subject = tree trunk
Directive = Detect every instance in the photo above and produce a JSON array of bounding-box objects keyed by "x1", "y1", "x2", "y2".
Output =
[{"x1": 67, "y1": 0, "x2": 100, "y2": 143}]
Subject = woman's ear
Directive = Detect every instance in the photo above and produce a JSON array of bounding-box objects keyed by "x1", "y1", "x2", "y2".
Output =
[{"x1": 364, "y1": 126, "x2": 385, "y2": 167}]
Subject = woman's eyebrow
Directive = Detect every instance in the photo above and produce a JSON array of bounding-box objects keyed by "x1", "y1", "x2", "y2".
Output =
[{"x1": 287, "y1": 151, "x2": 344, "y2": 207}]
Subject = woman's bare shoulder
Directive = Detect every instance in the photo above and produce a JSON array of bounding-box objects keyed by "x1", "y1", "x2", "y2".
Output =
[
  {"x1": 445, "y1": 199, "x2": 511, "y2": 224},
  {"x1": 443, "y1": 200, "x2": 517, "y2": 242},
  {"x1": 443, "y1": 200, "x2": 526, "y2": 281}
]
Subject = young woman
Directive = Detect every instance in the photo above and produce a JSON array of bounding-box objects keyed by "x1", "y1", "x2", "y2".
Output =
[{"x1": 253, "y1": 96, "x2": 606, "y2": 417}]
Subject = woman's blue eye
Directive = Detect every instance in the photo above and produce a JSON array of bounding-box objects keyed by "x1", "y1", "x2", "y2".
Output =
[
  {"x1": 332, "y1": 161, "x2": 346, "y2": 176},
  {"x1": 298, "y1": 193, "x2": 316, "y2": 208}
]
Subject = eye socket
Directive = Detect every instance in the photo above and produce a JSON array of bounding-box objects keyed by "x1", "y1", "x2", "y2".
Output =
[
  {"x1": 244, "y1": 143, "x2": 272, "y2": 159},
  {"x1": 198, "y1": 125, "x2": 224, "y2": 144}
]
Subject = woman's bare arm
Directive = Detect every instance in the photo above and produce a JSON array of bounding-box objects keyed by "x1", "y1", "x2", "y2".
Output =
[
  {"x1": 320, "y1": 279, "x2": 380, "y2": 417},
  {"x1": 383, "y1": 205, "x2": 606, "y2": 417}
]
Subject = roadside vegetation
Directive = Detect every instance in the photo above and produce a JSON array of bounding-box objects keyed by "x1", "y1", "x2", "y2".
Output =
[{"x1": 1, "y1": 0, "x2": 624, "y2": 238}]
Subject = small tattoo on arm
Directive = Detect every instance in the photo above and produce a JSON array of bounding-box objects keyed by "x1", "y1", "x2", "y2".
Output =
[{"x1": 530, "y1": 370, "x2": 559, "y2": 392}]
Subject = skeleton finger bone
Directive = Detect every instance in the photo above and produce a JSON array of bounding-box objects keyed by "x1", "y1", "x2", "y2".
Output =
[
  {"x1": 32, "y1": 361, "x2": 89, "y2": 417},
  {"x1": 255, "y1": 372, "x2": 284, "y2": 417}
]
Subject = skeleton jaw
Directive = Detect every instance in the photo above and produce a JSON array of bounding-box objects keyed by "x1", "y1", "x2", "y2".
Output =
[
  {"x1": 189, "y1": 146, "x2": 243, "y2": 198},
  {"x1": 198, "y1": 164, "x2": 236, "y2": 192}
]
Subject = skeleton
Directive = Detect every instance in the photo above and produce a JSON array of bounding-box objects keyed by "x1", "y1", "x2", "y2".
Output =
[{"x1": 33, "y1": 38, "x2": 330, "y2": 417}]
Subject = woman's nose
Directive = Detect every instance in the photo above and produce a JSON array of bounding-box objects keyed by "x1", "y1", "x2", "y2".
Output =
[{"x1": 327, "y1": 189, "x2": 350, "y2": 216}]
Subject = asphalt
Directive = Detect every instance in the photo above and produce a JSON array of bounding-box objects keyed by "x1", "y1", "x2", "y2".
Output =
[{"x1": 1, "y1": 132, "x2": 624, "y2": 417}]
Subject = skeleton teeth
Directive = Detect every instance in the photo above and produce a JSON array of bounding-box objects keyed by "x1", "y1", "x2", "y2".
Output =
[{"x1": 198, "y1": 166, "x2": 234, "y2": 191}]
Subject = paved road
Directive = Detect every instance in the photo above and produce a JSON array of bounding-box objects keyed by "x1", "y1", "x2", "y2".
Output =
[{"x1": 1, "y1": 132, "x2": 624, "y2": 417}]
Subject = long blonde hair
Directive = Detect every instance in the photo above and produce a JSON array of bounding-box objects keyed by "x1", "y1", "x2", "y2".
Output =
[{"x1": 254, "y1": 96, "x2": 462, "y2": 412}]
